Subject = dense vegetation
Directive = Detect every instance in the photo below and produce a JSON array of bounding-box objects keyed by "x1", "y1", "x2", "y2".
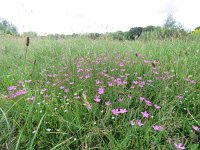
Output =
[
  {"x1": 0, "y1": 15, "x2": 200, "y2": 149},
  {"x1": 0, "y1": 33, "x2": 200, "y2": 149}
]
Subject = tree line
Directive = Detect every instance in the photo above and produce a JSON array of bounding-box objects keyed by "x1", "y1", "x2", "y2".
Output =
[{"x1": 1, "y1": 15, "x2": 200, "y2": 40}]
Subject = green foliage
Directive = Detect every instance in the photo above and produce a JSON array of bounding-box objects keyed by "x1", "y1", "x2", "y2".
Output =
[
  {"x1": 112, "y1": 31, "x2": 127, "y2": 41},
  {"x1": 163, "y1": 14, "x2": 177, "y2": 29},
  {"x1": 0, "y1": 37, "x2": 200, "y2": 149},
  {"x1": 87, "y1": 33, "x2": 101, "y2": 40},
  {"x1": 22, "y1": 31, "x2": 38, "y2": 37},
  {"x1": 127, "y1": 27, "x2": 143, "y2": 40},
  {"x1": 0, "y1": 18, "x2": 18, "y2": 35}
]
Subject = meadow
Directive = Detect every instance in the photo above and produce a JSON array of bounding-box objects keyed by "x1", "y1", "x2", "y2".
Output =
[{"x1": 0, "y1": 35, "x2": 199, "y2": 149}]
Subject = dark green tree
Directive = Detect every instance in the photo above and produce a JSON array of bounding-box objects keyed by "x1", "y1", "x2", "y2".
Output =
[{"x1": 127, "y1": 27, "x2": 143, "y2": 40}]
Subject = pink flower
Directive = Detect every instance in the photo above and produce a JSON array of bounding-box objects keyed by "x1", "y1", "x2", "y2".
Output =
[
  {"x1": 29, "y1": 96, "x2": 35, "y2": 103},
  {"x1": 74, "y1": 95, "x2": 80, "y2": 99},
  {"x1": 64, "y1": 88, "x2": 70, "y2": 93},
  {"x1": 15, "y1": 88, "x2": 27, "y2": 96},
  {"x1": 154, "y1": 104, "x2": 161, "y2": 109},
  {"x1": 119, "y1": 108, "x2": 127, "y2": 114},
  {"x1": 8, "y1": 86, "x2": 17, "y2": 91},
  {"x1": 86, "y1": 104, "x2": 92, "y2": 110},
  {"x1": 140, "y1": 96, "x2": 145, "y2": 102},
  {"x1": 85, "y1": 73, "x2": 91, "y2": 79},
  {"x1": 177, "y1": 95, "x2": 183, "y2": 99},
  {"x1": 94, "y1": 95, "x2": 101, "y2": 103},
  {"x1": 105, "y1": 101, "x2": 112, "y2": 106},
  {"x1": 130, "y1": 120, "x2": 144, "y2": 126},
  {"x1": 69, "y1": 82, "x2": 74, "y2": 85},
  {"x1": 136, "y1": 120, "x2": 144, "y2": 126},
  {"x1": 118, "y1": 97, "x2": 123, "y2": 102},
  {"x1": 112, "y1": 108, "x2": 127, "y2": 115},
  {"x1": 145, "y1": 100, "x2": 152, "y2": 106},
  {"x1": 18, "y1": 80, "x2": 23, "y2": 86},
  {"x1": 141, "y1": 111, "x2": 150, "y2": 118},
  {"x1": 152, "y1": 125, "x2": 163, "y2": 131},
  {"x1": 107, "y1": 82, "x2": 113, "y2": 87},
  {"x1": 144, "y1": 60, "x2": 149, "y2": 64},
  {"x1": 95, "y1": 80, "x2": 101, "y2": 85},
  {"x1": 133, "y1": 80, "x2": 138, "y2": 85},
  {"x1": 119, "y1": 63, "x2": 124, "y2": 67},
  {"x1": 190, "y1": 80, "x2": 196, "y2": 84},
  {"x1": 60, "y1": 86, "x2": 65, "y2": 89},
  {"x1": 128, "y1": 95, "x2": 132, "y2": 99},
  {"x1": 98, "y1": 87, "x2": 104, "y2": 95},
  {"x1": 174, "y1": 143, "x2": 186, "y2": 150},
  {"x1": 192, "y1": 125, "x2": 200, "y2": 132},
  {"x1": 112, "y1": 109, "x2": 120, "y2": 115},
  {"x1": 52, "y1": 83, "x2": 56, "y2": 87}
]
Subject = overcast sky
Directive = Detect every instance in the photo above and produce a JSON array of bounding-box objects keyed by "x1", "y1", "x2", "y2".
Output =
[{"x1": 0, "y1": 0, "x2": 200, "y2": 34}]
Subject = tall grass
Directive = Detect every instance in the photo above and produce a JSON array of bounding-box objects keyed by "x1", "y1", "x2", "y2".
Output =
[{"x1": 0, "y1": 36, "x2": 199, "y2": 149}]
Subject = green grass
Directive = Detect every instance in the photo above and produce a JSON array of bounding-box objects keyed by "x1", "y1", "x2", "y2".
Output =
[{"x1": 0, "y1": 36, "x2": 200, "y2": 149}]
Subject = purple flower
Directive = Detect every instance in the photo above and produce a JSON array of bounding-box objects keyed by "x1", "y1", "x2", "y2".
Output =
[
  {"x1": 141, "y1": 111, "x2": 150, "y2": 118},
  {"x1": 174, "y1": 143, "x2": 186, "y2": 150},
  {"x1": 98, "y1": 87, "x2": 104, "y2": 95}
]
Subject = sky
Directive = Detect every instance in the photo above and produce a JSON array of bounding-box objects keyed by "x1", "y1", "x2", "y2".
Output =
[{"x1": 0, "y1": 0, "x2": 200, "y2": 35}]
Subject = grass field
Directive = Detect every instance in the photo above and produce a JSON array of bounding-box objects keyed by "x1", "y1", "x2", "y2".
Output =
[{"x1": 0, "y1": 36, "x2": 200, "y2": 149}]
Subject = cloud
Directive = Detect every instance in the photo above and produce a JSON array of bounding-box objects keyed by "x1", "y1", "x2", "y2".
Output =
[{"x1": 159, "y1": 0, "x2": 178, "y2": 14}]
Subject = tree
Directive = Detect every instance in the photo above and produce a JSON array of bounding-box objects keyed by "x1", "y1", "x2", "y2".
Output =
[
  {"x1": 0, "y1": 18, "x2": 18, "y2": 35},
  {"x1": 143, "y1": 25, "x2": 156, "y2": 32},
  {"x1": 127, "y1": 27, "x2": 143, "y2": 40},
  {"x1": 163, "y1": 14, "x2": 177, "y2": 29}
]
